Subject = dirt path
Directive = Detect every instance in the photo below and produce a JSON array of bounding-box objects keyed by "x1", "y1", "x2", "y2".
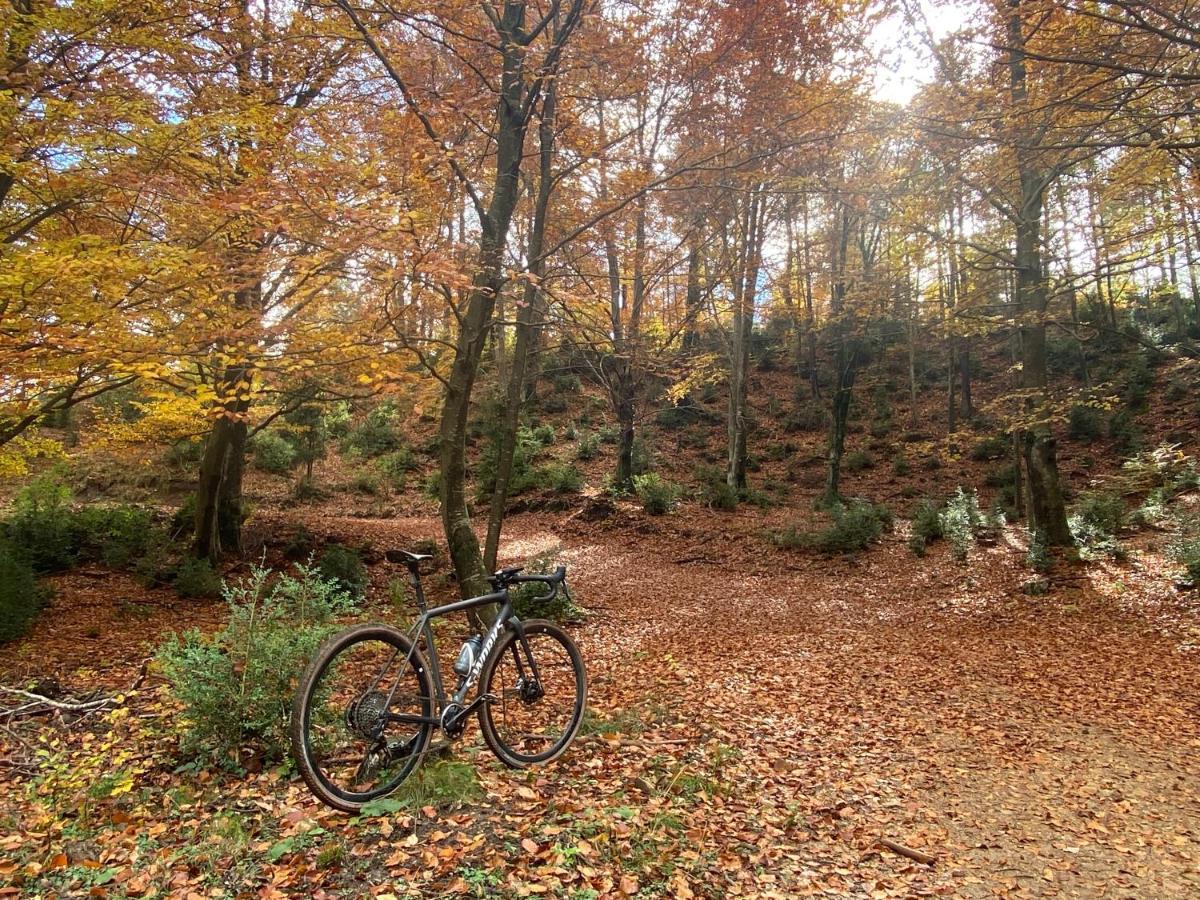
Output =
[{"x1": 538, "y1": 508, "x2": 1200, "y2": 897}]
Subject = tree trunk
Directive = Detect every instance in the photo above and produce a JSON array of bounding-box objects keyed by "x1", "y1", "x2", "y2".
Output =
[
  {"x1": 1008, "y1": 0, "x2": 1072, "y2": 548},
  {"x1": 484, "y1": 79, "x2": 557, "y2": 572},
  {"x1": 440, "y1": 9, "x2": 535, "y2": 600},
  {"x1": 727, "y1": 189, "x2": 763, "y2": 491}
]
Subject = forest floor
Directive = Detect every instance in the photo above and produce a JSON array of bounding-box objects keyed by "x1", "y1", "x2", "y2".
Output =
[{"x1": 3, "y1": 496, "x2": 1199, "y2": 898}]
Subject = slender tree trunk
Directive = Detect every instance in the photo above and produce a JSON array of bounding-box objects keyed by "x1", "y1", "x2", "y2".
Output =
[
  {"x1": 1008, "y1": 0, "x2": 1072, "y2": 548},
  {"x1": 484, "y1": 79, "x2": 557, "y2": 571},
  {"x1": 440, "y1": 12, "x2": 536, "y2": 600},
  {"x1": 825, "y1": 203, "x2": 854, "y2": 504},
  {"x1": 727, "y1": 189, "x2": 763, "y2": 491}
]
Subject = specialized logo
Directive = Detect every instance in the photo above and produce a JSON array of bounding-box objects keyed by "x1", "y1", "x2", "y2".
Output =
[{"x1": 468, "y1": 624, "x2": 502, "y2": 686}]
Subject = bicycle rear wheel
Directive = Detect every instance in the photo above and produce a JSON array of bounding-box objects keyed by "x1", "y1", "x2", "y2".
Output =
[
  {"x1": 290, "y1": 624, "x2": 433, "y2": 812},
  {"x1": 478, "y1": 619, "x2": 587, "y2": 767}
]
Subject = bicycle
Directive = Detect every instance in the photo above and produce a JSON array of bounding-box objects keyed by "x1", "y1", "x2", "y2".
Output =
[{"x1": 289, "y1": 549, "x2": 587, "y2": 812}]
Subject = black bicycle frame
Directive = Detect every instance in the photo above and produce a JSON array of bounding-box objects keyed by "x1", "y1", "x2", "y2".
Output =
[{"x1": 382, "y1": 571, "x2": 539, "y2": 731}]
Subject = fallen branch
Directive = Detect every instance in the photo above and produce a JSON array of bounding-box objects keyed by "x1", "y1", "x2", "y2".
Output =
[
  {"x1": 0, "y1": 686, "x2": 114, "y2": 714},
  {"x1": 878, "y1": 837, "x2": 937, "y2": 866}
]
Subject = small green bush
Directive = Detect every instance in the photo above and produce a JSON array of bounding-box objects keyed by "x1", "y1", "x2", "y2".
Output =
[
  {"x1": 773, "y1": 500, "x2": 892, "y2": 554},
  {"x1": 1169, "y1": 527, "x2": 1200, "y2": 584},
  {"x1": 291, "y1": 475, "x2": 329, "y2": 503},
  {"x1": 375, "y1": 448, "x2": 416, "y2": 491},
  {"x1": 251, "y1": 430, "x2": 297, "y2": 475},
  {"x1": 655, "y1": 404, "x2": 705, "y2": 430},
  {"x1": 541, "y1": 395, "x2": 569, "y2": 414},
  {"x1": 598, "y1": 426, "x2": 619, "y2": 445},
  {"x1": 969, "y1": 436, "x2": 1008, "y2": 461},
  {"x1": 0, "y1": 544, "x2": 44, "y2": 642},
  {"x1": 843, "y1": 450, "x2": 874, "y2": 472},
  {"x1": 1164, "y1": 379, "x2": 1190, "y2": 403},
  {"x1": 532, "y1": 462, "x2": 583, "y2": 494},
  {"x1": 892, "y1": 454, "x2": 911, "y2": 476},
  {"x1": 174, "y1": 557, "x2": 223, "y2": 599},
  {"x1": 939, "y1": 487, "x2": 986, "y2": 562},
  {"x1": 1067, "y1": 405, "x2": 1104, "y2": 442},
  {"x1": 509, "y1": 548, "x2": 586, "y2": 624},
  {"x1": 1069, "y1": 491, "x2": 1125, "y2": 558},
  {"x1": 908, "y1": 499, "x2": 943, "y2": 556},
  {"x1": 694, "y1": 465, "x2": 738, "y2": 510},
  {"x1": 633, "y1": 473, "x2": 682, "y2": 515},
  {"x1": 351, "y1": 468, "x2": 384, "y2": 495},
  {"x1": 422, "y1": 470, "x2": 443, "y2": 501},
  {"x1": 318, "y1": 543, "x2": 368, "y2": 599},
  {"x1": 3, "y1": 477, "x2": 78, "y2": 573},
  {"x1": 550, "y1": 373, "x2": 581, "y2": 393},
  {"x1": 74, "y1": 505, "x2": 163, "y2": 569},
  {"x1": 341, "y1": 403, "x2": 403, "y2": 458},
  {"x1": 784, "y1": 403, "x2": 827, "y2": 433},
  {"x1": 159, "y1": 563, "x2": 355, "y2": 763},
  {"x1": 1122, "y1": 354, "x2": 1154, "y2": 410},
  {"x1": 576, "y1": 432, "x2": 600, "y2": 461},
  {"x1": 1108, "y1": 410, "x2": 1142, "y2": 455},
  {"x1": 531, "y1": 424, "x2": 555, "y2": 446}
]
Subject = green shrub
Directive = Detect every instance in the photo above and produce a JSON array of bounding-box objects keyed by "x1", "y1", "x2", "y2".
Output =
[
  {"x1": 1108, "y1": 410, "x2": 1142, "y2": 455},
  {"x1": 251, "y1": 431, "x2": 297, "y2": 475},
  {"x1": 0, "y1": 544, "x2": 44, "y2": 642},
  {"x1": 322, "y1": 402, "x2": 353, "y2": 439},
  {"x1": 531, "y1": 424, "x2": 555, "y2": 446},
  {"x1": 341, "y1": 403, "x2": 403, "y2": 458},
  {"x1": 576, "y1": 432, "x2": 600, "y2": 461},
  {"x1": 773, "y1": 500, "x2": 892, "y2": 554},
  {"x1": 2, "y1": 477, "x2": 78, "y2": 573},
  {"x1": 1067, "y1": 404, "x2": 1104, "y2": 442},
  {"x1": 633, "y1": 473, "x2": 682, "y2": 515},
  {"x1": 655, "y1": 404, "x2": 705, "y2": 430},
  {"x1": 317, "y1": 543, "x2": 368, "y2": 599},
  {"x1": 984, "y1": 464, "x2": 1017, "y2": 488},
  {"x1": 531, "y1": 462, "x2": 583, "y2": 494},
  {"x1": 541, "y1": 395, "x2": 569, "y2": 414},
  {"x1": 1069, "y1": 491, "x2": 1125, "y2": 558},
  {"x1": 598, "y1": 426, "x2": 619, "y2": 445},
  {"x1": 843, "y1": 450, "x2": 874, "y2": 472},
  {"x1": 422, "y1": 470, "x2": 443, "y2": 501},
  {"x1": 694, "y1": 465, "x2": 738, "y2": 510},
  {"x1": 74, "y1": 504, "x2": 163, "y2": 569},
  {"x1": 908, "y1": 499, "x2": 943, "y2": 556},
  {"x1": 550, "y1": 373, "x2": 581, "y2": 393},
  {"x1": 892, "y1": 454, "x2": 911, "y2": 476},
  {"x1": 174, "y1": 557, "x2": 223, "y2": 599},
  {"x1": 1169, "y1": 527, "x2": 1200, "y2": 585},
  {"x1": 375, "y1": 448, "x2": 417, "y2": 492},
  {"x1": 939, "y1": 487, "x2": 986, "y2": 562},
  {"x1": 784, "y1": 403, "x2": 827, "y2": 433},
  {"x1": 351, "y1": 468, "x2": 384, "y2": 495},
  {"x1": 291, "y1": 476, "x2": 329, "y2": 503},
  {"x1": 1122, "y1": 354, "x2": 1154, "y2": 410},
  {"x1": 1164, "y1": 379, "x2": 1190, "y2": 403},
  {"x1": 158, "y1": 563, "x2": 355, "y2": 763},
  {"x1": 969, "y1": 436, "x2": 1008, "y2": 461}
]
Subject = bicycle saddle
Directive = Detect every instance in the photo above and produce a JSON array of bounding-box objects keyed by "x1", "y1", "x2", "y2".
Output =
[{"x1": 386, "y1": 549, "x2": 433, "y2": 566}]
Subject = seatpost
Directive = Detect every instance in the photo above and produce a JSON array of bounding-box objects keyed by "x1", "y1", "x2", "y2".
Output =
[{"x1": 406, "y1": 563, "x2": 428, "y2": 613}]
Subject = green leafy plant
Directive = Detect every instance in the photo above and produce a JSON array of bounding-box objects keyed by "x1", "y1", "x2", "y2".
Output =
[
  {"x1": 633, "y1": 473, "x2": 682, "y2": 515},
  {"x1": 969, "y1": 436, "x2": 1008, "y2": 461},
  {"x1": 575, "y1": 432, "x2": 600, "y2": 461},
  {"x1": 159, "y1": 563, "x2": 356, "y2": 764},
  {"x1": 908, "y1": 499, "x2": 943, "y2": 557},
  {"x1": 250, "y1": 431, "x2": 297, "y2": 475},
  {"x1": 2, "y1": 476, "x2": 77, "y2": 573},
  {"x1": 772, "y1": 500, "x2": 892, "y2": 554},
  {"x1": 938, "y1": 487, "x2": 986, "y2": 562},
  {"x1": 694, "y1": 465, "x2": 738, "y2": 510},
  {"x1": 0, "y1": 543, "x2": 44, "y2": 642},
  {"x1": 173, "y1": 557, "x2": 223, "y2": 599},
  {"x1": 317, "y1": 543, "x2": 368, "y2": 599},
  {"x1": 341, "y1": 402, "x2": 403, "y2": 458},
  {"x1": 843, "y1": 450, "x2": 874, "y2": 472},
  {"x1": 1067, "y1": 404, "x2": 1104, "y2": 442}
]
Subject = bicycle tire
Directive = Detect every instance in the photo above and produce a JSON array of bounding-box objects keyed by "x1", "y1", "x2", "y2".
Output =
[
  {"x1": 290, "y1": 623, "x2": 433, "y2": 813},
  {"x1": 477, "y1": 619, "x2": 587, "y2": 768}
]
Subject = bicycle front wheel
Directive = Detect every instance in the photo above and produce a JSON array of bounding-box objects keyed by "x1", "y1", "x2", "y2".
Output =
[
  {"x1": 290, "y1": 624, "x2": 434, "y2": 813},
  {"x1": 478, "y1": 619, "x2": 587, "y2": 767}
]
